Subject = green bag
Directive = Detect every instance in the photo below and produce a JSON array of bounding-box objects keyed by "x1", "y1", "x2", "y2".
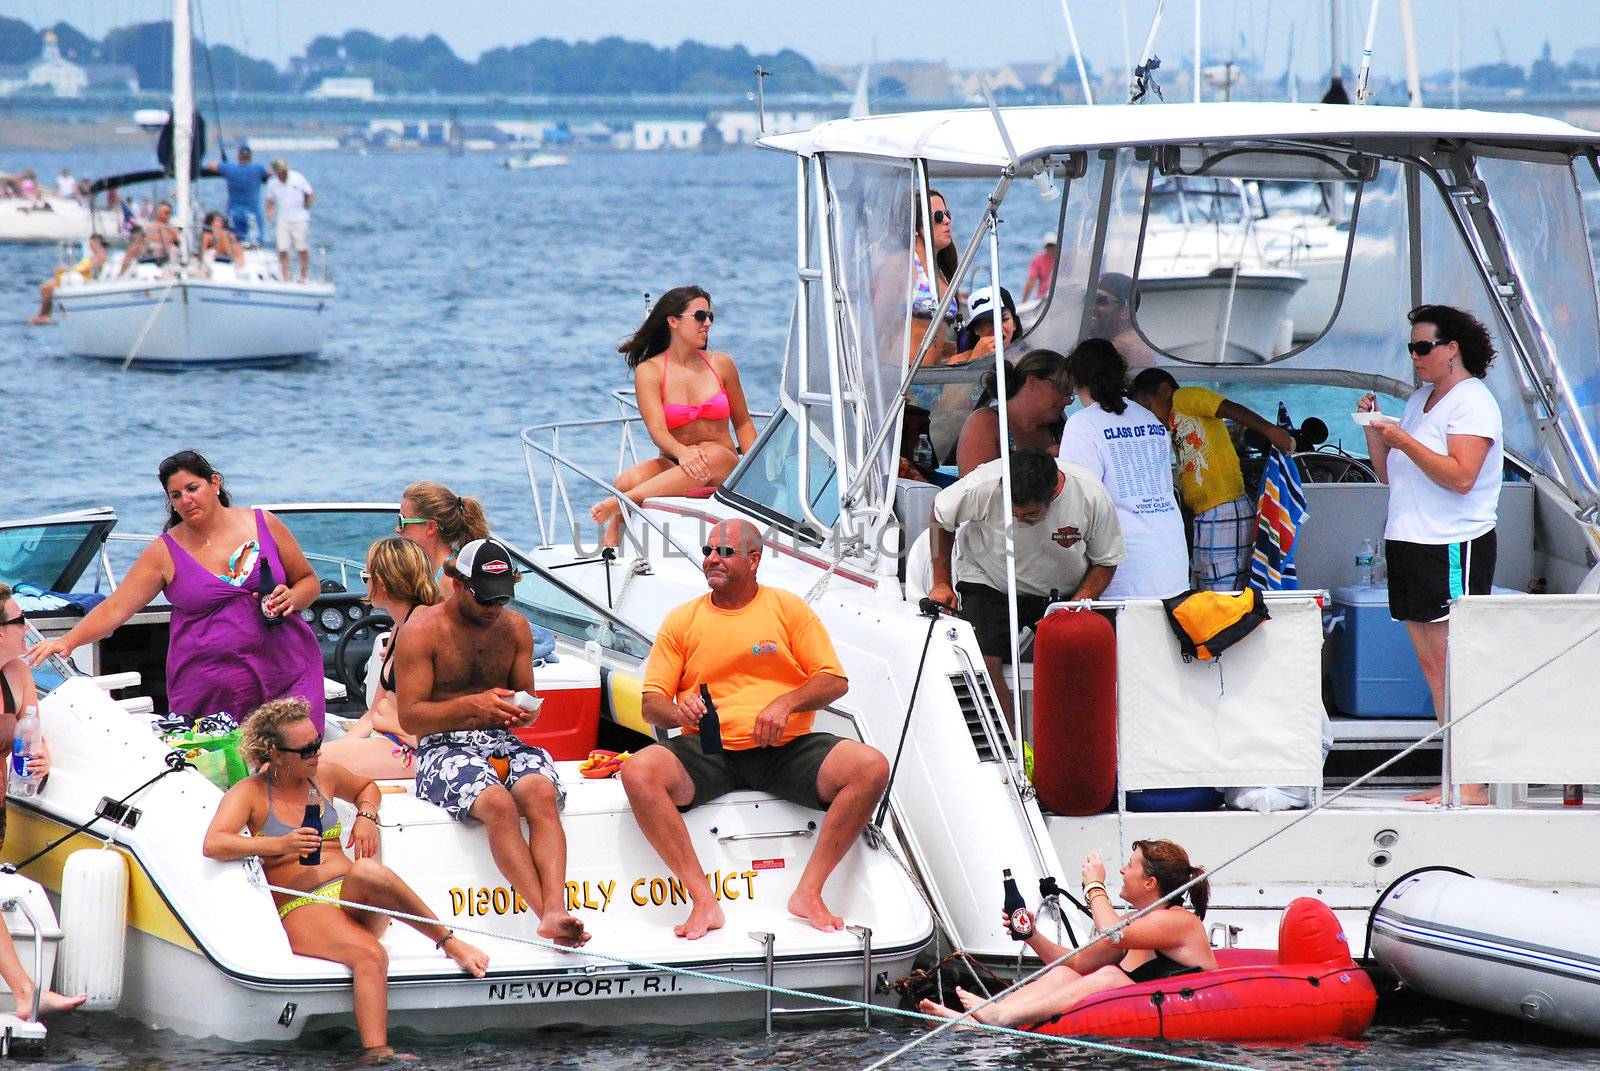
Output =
[{"x1": 166, "y1": 728, "x2": 248, "y2": 788}]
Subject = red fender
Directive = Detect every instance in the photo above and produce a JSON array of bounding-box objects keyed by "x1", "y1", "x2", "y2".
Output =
[{"x1": 1032, "y1": 607, "x2": 1117, "y2": 816}]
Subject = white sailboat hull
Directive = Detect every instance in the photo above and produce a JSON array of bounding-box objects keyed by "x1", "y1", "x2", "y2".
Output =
[
  {"x1": 0, "y1": 197, "x2": 121, "y2": 244},
  {"x1": 53, "y1": 275, "x2": 334, "y2": 368},
  {"x1": 1136, "y1": 268, "x2": 1305, "y2": 362}
]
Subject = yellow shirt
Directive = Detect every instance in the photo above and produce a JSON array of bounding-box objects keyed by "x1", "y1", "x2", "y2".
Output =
[
  {"x1": 643, "y1": 586, "x2": 846, "y2": 750},
  {"x1": 1170, "y1": 386, "x2": 1247, "y2": 515}
]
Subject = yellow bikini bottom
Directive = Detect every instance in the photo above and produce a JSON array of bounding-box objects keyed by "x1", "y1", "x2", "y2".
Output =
[{"x1": 277, "y1": 878, "x2": 345, "y2": 920}]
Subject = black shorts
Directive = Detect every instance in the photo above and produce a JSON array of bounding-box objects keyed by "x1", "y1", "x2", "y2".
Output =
[
  {"x1": 956, "y1": 582, "x2": 1051, "y2": 663},
  {"x1": 1386, "y1": 530, "x2": 1497, "y2": 623},
  {"x1": 653, "y1": 732, "x2": 845, "y2": 810}
]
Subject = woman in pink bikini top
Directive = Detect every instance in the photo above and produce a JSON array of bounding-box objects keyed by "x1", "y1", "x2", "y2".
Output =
[{"x1": 591, "y1": 286, "x2": 757, "y2": 546}]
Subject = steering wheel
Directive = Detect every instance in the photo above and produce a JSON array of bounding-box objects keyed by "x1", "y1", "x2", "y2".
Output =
[
  {"x1": 331, "y1": 611, "x2": 393, "y2": 702},
  {"x1": 1293, "y1": 451, "x2": 1378, "y2": 484}
]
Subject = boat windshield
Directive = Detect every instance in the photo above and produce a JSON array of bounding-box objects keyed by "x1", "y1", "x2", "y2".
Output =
[
  {"x1": 722, "y1": 409, "x2": 841, "y2": 538},
  {"x1": 0, "y1": 511, "x2": 115, "y2": 594}
]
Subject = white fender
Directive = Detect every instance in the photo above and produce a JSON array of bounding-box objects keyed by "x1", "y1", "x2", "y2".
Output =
[{"x1": 57, "y1": 849, "x2": 128, "y2": 1011}]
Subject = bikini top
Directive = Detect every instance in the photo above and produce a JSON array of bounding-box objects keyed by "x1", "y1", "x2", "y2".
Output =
[
  {"x1": 258, "y1": 775, "x2": 342, "y2": 842},
  {"x1": 911, "y1": 251, "x2": 959, "y2": 323},
  {"x1": 377, "y1": 604, "x2": 417, "y2": 694},
  {"x1": 0, "y1": 672, "x2": 13, "y2": 716},
  {"x1": 660, "y1": 351, "x2": 732, "y2": 430}
]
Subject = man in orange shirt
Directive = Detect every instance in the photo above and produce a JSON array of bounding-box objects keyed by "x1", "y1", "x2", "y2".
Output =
[{"x1": 621, "y1": 519, "x2": 889, "y2": 940}]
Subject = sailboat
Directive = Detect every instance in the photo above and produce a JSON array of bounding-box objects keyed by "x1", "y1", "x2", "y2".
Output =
[{"x1": 52, "y1": 0, "x2": 334, "y2": 369}]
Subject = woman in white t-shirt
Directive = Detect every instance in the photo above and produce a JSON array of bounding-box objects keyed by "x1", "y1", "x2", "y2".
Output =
[
  {"x1": 1059, "y1": 339, "x2": 1189, "y2": 598},
  {"x1": 1360, "y1": 304, "x2": 1502, "y2": 805}
]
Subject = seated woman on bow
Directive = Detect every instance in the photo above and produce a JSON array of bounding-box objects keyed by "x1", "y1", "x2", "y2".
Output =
[
  {"x1": 920, "y1": 840, "x2": 1216, "y2": 1028},
  {"x1": 590, "y1": 286, "x2": 756, "y2": 547}
]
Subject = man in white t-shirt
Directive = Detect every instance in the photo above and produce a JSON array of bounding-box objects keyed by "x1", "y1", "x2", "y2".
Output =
[
  {"x1": 929, "y1": 448, "x2": 1125, "y2": 717},
  {"x1": 264, "y1": 157, "x2": 315, "y2": 282}
]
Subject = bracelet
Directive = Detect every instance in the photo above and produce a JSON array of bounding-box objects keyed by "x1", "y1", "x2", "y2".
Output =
[
  {"x1": 356, "y1": 810, "x2": 379, "y2": 823},
  {"x1": 435, "y1": 929, "x2": 456, "y2": 950},
  {"x1": 1083, "y1": 881, "x2": 1108, "y2": 899}
]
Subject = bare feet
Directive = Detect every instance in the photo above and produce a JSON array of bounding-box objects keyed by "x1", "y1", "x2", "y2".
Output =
[
  {"x1": 1405, "y1": 783, "x2": 1490, "y2": 805},
  {"x1": 16, "y1": 988, "x2": 87, "y2": 1020},
  {"x1": 360, "y1": 1045, "x2": 420, "y2": 1065},
  {"x1": 674, "y1": 899, "x2": 725, "y2": 940},
  {"x1": 537, "y1": 912, "x2": 591, "y2": 948},
  {"x1": 441, "y1": 935, "x2": 489, "y2": 977},
  {"x1": 918, "y1": 997, "x2": 961, "y2": 1020},
  {"x1": 589, "y1": 499, "x2": 623, "y2": 548},
  {"x1": 788, "y1": 888, "x2": 844, "y2": 932},
  {"x1": 27, "y1": 315, "x2": 52, "y2": 326}
]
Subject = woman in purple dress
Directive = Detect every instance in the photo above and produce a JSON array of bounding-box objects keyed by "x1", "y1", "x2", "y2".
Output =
[{"x1": 28, "y1": 451, "x2": 327, "y2": 730}]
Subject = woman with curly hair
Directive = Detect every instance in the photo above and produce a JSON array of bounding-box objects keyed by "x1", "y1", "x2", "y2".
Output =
[{"x1": 203, "y1": 697, "x2": 488, "y2": 1062}]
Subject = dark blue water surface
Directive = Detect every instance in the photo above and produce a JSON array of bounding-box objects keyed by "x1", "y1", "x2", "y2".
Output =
[{"x1": 3, "y1": 149, "x2": 1597, "y2": 1068}]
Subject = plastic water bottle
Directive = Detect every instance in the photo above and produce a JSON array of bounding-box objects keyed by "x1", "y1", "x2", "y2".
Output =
[
  {"x1": 1002, "y1": 868, "x2": 1033, "y2": 941},
  {"x1": 1356, "y1": 539, "x2": 1377, "y2": 586},
  {"x1": 10, "y1": 706, "x2": 42, "y2": 798},
  {"x1": 912, "y1": 433, "x2": 936, "y2": 469}
]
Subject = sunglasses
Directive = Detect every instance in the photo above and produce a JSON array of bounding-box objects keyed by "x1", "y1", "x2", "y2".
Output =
[
  {"x1": 0, "y1": 612, "x2": 25, "y2": 627},
  {"x1": 1406, "y1": 339, "x2": 1451, "y2": 356},
  {"x1": 702, "y1": 545, "x2": 743, "y2": 558},
  {"x1": 469, "y1": 588, "x2": 511, "y2": 608},
  {"x1": 396, "y1": 514, "x2": 428, "y2": 532},
  {"x1": 273, "y1": 735, "x2": 323, "y2": 759},
  {"x1": 678, "y1": 309, "x2": 714, "y2": 325},
  {"x1": 359, "y1": 569, "x2": 371, "y2": 585},
  {"x1": 932, "y1": 210, "x2": 951, "y2": 225}
]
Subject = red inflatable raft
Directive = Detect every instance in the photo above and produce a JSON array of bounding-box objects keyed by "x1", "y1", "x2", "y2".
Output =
[{"x1": 1029, "y1": 898, "x2": 1377, "y2": 1041}]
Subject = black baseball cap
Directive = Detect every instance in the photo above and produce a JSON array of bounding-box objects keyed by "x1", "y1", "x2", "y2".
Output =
[{"x1": 453, "y1": 538, "x2": 517, "y2": 601}]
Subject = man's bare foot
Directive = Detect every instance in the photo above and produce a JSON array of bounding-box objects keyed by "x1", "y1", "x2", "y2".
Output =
[
  {"x1": 788, "y1": 888, "x2": 844, "y2": 932},
  {"x1": 27, "y1": 315, "x2": 52, "y2": 326},
  {"x1": 538, "y1": 912, "x2": 591, "y2": 948},
  {"x1": 1404, "y1": 786, "x2": 1442, "y2": 804},
  {"x1": 360, "y1": 1044, "x2": 420, "y2": 1065},
  {"x1": 441, "y1": 935, "x2": 489, "y2": 977},
  {"x1": 16, "y1": 988, "x2": 87, "y2": 1020},
  {"x1": 674, "y1": 899, "x2": 725, "y2": 940},
  {"x1": 1405, "y1": 784, "x2": 1490, "y2": 805}
]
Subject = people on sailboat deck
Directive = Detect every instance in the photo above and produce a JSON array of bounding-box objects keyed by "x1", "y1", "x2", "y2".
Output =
[
  {"x1": 322, "y1": 538, "x2": 439, "y2": 781},
  {"x1": 29, "y1": 233, "x2": 106, "y2": 325},
  {"x1": 396, "y1": 480, "x2": 491, "y2": 580},
  {"x1": 1058, "y1": 339, "x2": 1190, "y2": 599},
  {"x1": 1128, "y1": 368, "x2": 1296, "y2": 591},
  {"x1": 199, "y1": 210, "x2": 246, "y2": 270},
  {"x1": 589, "y1": 287, "x2": 756, "y2": 547},
  {"x1": 116, "y1": 202, "x2": 180, "y2": 276},
  {"x1": 394, "y1": 538, "x2": 590, "y2": 948},
  {"x1": 265, "y1": 156, "x2": 315, "y2": 283},
  {"x1": 928, "y1": 448, "x2": 1124, "y2": 718},
  {"x1": 622, "y1": 519, "x2": 889, "y2": 939},
  {"x1": 1090, "y1": 271, "x2": 1154, "y2": 368},
  {"x1": 1361, "y1": 304, "x2": 1503, "y2": 807},
  {"x1": 26, "y1": 450, "x2": 327, "y2": 731},
  {"x1": 202, "y1": 697, "x2": 488, "y2": 1063},
  {"x1": 208, "y1": 142, "x2": 268, "y2": 245},
  {"x1": 953, "y1": 348, "x2": 1072, "y2": 476},
  {"x1": 0, "y1": 583, "x2": 86, "y2": 1022},
  {"x1": 919, "y1": 840, "x2": 1216, "y2": 1028}
]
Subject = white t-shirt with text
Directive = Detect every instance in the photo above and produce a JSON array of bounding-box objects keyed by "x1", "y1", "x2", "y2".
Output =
[{"x1": 1384, "y1": 377, "x2": 1503, "y2": 544}]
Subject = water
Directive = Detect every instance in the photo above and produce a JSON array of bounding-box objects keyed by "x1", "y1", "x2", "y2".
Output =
[{"x1": 3, "y1": 149, "x2": 1595, "y2": 1067}]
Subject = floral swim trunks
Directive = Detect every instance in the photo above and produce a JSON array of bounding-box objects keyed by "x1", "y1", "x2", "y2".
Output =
[{"x1": 414, "y1": 729, "x2": 564, "y2": 822}]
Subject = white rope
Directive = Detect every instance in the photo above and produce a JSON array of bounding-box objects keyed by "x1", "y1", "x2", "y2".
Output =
[{"x1": 119, "y1": 273, "x2": 181, "y2": 371}]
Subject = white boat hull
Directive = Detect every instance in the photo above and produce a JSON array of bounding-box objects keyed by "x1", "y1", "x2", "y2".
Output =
[
  {"x1": 1135, "y1": 268, "x2": 1305, "y2": 362},
  {"x1": 1371, "y1": 870, "x2": 1600, "y2": 1038},
  {"x1": 0, "y1": 198, "x2": 121, "y2": 244},
  {"x1": 53, "y1": 274, "x2": 333, "y2": 368}
]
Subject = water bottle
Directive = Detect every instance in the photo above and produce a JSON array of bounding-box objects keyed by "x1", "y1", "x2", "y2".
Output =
[
  {"x1": 1002, "y1": 868, "x2": 1033, "y2": 941},
  {"x1": 299, "y1": 800, "x2": 323, "y2": 866},
  {"x1": 912, "y1": 433, "x2": 936, "y2": 469},
  {"x1": 10, "y1": 706, "x2": 42, "y2": 798},
  {"x1": 697, "y1": 683, "x2": 723, "y2": 755},
  {"x1": 259, "y1": 557, "x2": 283, "y2": 626},
  {"x1": 1356, "y1": 539, "x2": 1376, "y2": 587}
]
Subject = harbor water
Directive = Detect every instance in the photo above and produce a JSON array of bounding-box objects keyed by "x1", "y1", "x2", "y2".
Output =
[{"x1": 1, "y1": 149, "x2": 1594, "y2": 1068}]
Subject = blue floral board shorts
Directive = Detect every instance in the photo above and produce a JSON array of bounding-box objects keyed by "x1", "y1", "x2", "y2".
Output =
[{"x1": 415, "y1": 729, "x2": 564, "y2": 822}]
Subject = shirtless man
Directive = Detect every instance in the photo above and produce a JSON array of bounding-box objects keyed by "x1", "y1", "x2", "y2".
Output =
[{"x1": 394, "y1": 537, "x2": 588, "y2": 947}]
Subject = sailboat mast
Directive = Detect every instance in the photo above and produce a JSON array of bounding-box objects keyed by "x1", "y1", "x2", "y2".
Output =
[{"x1": 172, "y1": 0, "x2": 193, "y2": 263}]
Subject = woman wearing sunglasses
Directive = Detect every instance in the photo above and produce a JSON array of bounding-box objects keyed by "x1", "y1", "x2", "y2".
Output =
[
  {"x1": 27, "y1": 450, "x2": 326, "y2": 732},
  {"x1": 204, "y1": 697, "x2": 488, "y2": 1062},
  {"x1": 395, "y1": 480, "x2": 490, "y2": 581},
  {"x1": 1359, "y1": 304, "x2": 1502, "y2": 806},
  {"x1": 323, "y1": 539, "x2": 439, "y2": 780},
  {"x1": 590, "y1": 286, "x2": 757, "y2": 546}
]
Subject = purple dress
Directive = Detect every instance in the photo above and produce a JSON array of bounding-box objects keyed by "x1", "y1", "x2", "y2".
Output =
[{"x1": 161, "y1": 508, "x2": 326, "y2": 731}]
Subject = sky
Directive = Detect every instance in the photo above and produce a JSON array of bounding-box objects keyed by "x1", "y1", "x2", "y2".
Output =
[{"x1": 16, "y1": 0, "x2": 1600, "y2": 82}]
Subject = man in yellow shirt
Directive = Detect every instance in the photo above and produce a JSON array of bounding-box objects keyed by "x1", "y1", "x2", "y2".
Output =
[
  {"x1": 622, "y1": 519, "x2": 888, "y2": 940},
  {"x1": 1130, "y1": 369, "x2": 1293, "y2": 590}
]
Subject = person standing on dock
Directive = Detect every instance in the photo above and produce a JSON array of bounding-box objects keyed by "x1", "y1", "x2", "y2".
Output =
[
  {"x1": 622, "y1": 519, "x2": 889, "y2": 939},
  {"x1": 210, "y1": 143, "x2": 268, "y2": 245},
  {"x1": 264, "y1": 156, "x2": 315, "y2": 283}
]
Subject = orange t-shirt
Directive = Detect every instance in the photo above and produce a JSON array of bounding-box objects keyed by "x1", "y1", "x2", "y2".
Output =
[{"x1": 642, "y1": 586, "x2": 846, "y2": 750}]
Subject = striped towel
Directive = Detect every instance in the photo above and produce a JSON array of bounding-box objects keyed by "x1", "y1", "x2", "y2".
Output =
[{"x1": 1250, "y1": 449, "x2": 1309, "y2": 590}]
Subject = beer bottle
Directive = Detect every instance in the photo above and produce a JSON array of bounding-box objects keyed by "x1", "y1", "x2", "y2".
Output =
[
  {"x1": 299, "y1": 801, "x2": 322, "y2": 866},
  {"x1": 1002, "y1": 868, "x2": 1033, "y2": 941},
  {"x1": 260, "y1": 557, "x2": 283, "y2": 627},
  {"x1": 698, "y1": 683, "x2": 723, "y2": 755}
]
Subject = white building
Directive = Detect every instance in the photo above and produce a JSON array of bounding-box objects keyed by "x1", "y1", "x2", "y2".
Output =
[
  {"x1": 715, "y1": 110, "x2": 821, "y2": 145},
  {"x1": 632, "y1": 119, "x2": 705, "y2": 150},
  {"x1": 0, "y1": 31, "x2": 138, "y2": 98},
  {"x1": 308, "y1": 77, "x2": 376, "y2": 101}
]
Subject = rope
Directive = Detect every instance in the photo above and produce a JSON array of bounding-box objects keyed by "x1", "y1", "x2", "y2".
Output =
[
  {"x1": 120, "y1": 274, "x2": 181, "y2": 371},
  {"x1": 252, "y1": 878, "x2": 1253, "y2": 1070},
  {"x1": 871, "y1": 600, "x2": 944, "y2": 829},
  {"x1": 2, "y1": 750, "x2": 190, "y2": 874}
]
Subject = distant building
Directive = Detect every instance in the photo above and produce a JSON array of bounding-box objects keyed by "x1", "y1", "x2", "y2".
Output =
[
  {"x1": 949, "y1": 61, "x2": 1063, "y2": 100},
  {"x1": 632, "y1": 119, "x2": 706, "y2": 150},
  {"x1": 308, "y1": 77, "x2": 376, "y2": 101},
  {"x1": 820, "y1": 60, "x2": 954, "y2": 102},
  {"x1": 0, "y1": 31, "x2": 138, "y2": 98},
  {"x1": 715, "y1": 110, "x2": 822, "y2": 145}
]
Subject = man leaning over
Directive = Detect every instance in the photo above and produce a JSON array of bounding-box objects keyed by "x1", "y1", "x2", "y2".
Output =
[{"x1": 621, "y1": 519, "x2": 889, "y2": 940}]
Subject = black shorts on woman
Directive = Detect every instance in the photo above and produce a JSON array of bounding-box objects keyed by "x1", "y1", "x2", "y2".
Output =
[{"x1": 1386, "y1": 529, "x2": 1497, "y2": 623}]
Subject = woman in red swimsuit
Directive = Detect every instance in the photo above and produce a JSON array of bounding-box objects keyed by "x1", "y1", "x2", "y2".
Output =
[{"x1": 591, "y1": 286, "x2": 757, "y2": 546}]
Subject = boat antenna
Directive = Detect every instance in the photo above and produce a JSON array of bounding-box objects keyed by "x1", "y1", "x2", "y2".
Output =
[
  {"x1": 1056, "y1": 0, "x2": 1095, "y2": 104},
  {"x1": 1355, "y1": 0, "x2": 1382, "y2": 104},
  {"x1": 1130, "y1": 0, "x2": 1167, "y2": 103},
  {"x1": 753, "y1": 66, "x2": 769, "y2": 135},
  {"x1": 978, "y1": 76, "x2": 1057, "y2": 202}
]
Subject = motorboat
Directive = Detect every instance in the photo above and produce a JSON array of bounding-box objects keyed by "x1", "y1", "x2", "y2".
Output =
[
  {"x1": 0, "y1": 505, "x2": 933, "y2": 1044},
  {"x1": 514, "y1": 100, "x2": 1600, "y2": 974},
  {"x1": 502, "y1": 151, "x2": 570, "y2": 170},
  {"x1": 0, "y1": 195, "x2": 121, "y2": 245},
  {"x1": 49, "y1": 0, "x2": 334, "y2": 369}
]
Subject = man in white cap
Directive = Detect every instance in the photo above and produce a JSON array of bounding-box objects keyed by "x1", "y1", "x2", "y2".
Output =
[
  {"x1": 264, "y1": 156, "x2": 315, "y2": 282},
  {"x1": 396, "y1": 537, "x2": 590, "y2": 947},
  {"x1": 1023, "y1": 232, "x2": 1059, "y2": 303}
]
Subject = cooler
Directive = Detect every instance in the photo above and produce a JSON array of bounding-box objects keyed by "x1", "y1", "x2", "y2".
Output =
[
  {"x1": 512, "y1": 657, "x2": 601, "y2": 760},
  {"x1": 1326, "y1": 583, "x2": 1432, "y2": 718}
]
